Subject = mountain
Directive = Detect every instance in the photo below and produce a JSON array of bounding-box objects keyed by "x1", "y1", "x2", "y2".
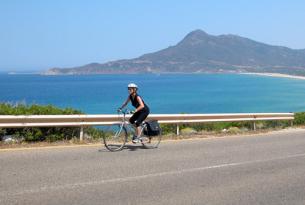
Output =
[{"x1": 44, "y1": 30, "x2": 305, "y2": 75}]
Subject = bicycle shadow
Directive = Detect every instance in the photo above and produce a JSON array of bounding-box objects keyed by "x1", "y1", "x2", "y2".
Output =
[
  {"x1": 98, "y1": 144, "x2": 157, "y2": 152},
  {"x1": 123, "y1": 144, "x2": 152, "y2": 151}
]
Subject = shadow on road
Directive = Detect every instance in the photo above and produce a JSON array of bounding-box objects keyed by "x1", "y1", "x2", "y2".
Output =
[{"x1": 98, "y1": 144, "x2": 156, "y2": 152}]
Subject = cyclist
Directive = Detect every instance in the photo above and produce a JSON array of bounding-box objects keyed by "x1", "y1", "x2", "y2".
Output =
[{"x1": 118, "y1": 83, "x2": 150, "y2": 143}]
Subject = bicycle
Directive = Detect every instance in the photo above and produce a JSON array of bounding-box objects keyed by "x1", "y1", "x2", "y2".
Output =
[{"x1": 102, "y1": 109, "x2": 162, "y2": 152}]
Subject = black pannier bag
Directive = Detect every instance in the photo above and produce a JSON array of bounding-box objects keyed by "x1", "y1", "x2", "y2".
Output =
[{"x1": 144, "y1": 120, "x2": 161, "y2": 136}]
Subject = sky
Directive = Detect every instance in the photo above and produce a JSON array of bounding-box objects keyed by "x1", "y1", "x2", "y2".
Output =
[{"x1": 1, "y1": 0, "x2": 305, "y2": 71}]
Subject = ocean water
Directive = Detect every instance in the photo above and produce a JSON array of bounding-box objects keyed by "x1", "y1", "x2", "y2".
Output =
[{"x1": 0, "y1": 73, "x2": 305, "y2": 114}]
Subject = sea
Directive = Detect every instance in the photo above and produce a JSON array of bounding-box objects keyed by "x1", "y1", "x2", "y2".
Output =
[{"x1": 0, "y1": 73, "x2": 305, "y2": 114}]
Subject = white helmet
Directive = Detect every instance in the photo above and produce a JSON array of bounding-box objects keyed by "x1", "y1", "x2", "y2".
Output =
[{"x1": 127, "y1": 83, "x2": 138, "y2": 89}]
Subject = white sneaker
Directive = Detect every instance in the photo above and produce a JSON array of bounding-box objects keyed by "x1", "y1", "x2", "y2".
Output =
[{"x1": 132, "y1": 135, "x2": 139, "y2": 143}]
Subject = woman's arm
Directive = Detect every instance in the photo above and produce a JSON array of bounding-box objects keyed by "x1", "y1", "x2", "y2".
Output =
[{"x1": 119, "y1": 96, "x2": 130, "y2": 109}]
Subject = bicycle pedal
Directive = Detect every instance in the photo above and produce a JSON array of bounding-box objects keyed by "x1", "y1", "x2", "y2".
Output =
[{"x1": 139, "y1": 137, "x2": 148, "y2": 143}]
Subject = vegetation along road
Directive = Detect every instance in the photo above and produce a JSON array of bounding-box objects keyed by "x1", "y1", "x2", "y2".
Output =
[{"x1": 1, "y1": 128, "x2": 305, "y2": 205}]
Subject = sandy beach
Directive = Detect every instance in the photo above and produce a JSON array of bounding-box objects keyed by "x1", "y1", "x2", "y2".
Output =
[{"x1": 241, "y1": 72, "x2": 305, "y2": 80}]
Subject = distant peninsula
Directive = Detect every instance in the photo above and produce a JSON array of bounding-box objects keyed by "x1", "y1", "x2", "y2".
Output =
[{"x1": 44, "y1": 29, "x2": 305, "y2": 76}]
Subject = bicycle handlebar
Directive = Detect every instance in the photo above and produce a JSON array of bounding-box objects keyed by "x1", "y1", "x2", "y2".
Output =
[{"x1": 117, "y1": 109, "x2": 134, "y2": 115}]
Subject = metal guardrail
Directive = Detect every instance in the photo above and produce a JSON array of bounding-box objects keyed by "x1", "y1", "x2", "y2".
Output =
[{"x1": 0, "y1": 113, "x2": 294, "y2": 140}]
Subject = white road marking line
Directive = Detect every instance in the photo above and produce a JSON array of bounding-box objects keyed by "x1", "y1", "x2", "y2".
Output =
[{"x1": 2, "y1": 152, "x2": 305, "y2": 197}]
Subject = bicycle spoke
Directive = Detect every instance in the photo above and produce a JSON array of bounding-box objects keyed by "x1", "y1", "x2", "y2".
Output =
[{"x1": 140, "y1": 124, "x2": 161, "y2": 149}]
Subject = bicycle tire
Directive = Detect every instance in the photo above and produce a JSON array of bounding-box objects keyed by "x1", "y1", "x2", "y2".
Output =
[
  {"x1": 140, "y1": 124, "x2": 162, "y2": 149},
  {"x1": 103, "y1": 124, "x2": 127, "y2": 151}
]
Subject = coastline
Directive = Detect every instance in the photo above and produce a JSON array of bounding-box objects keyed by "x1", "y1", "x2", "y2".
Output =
[
  {"x1": 4, "y1": 70, "x2": 305, "y2": 81},
  {"x1": 241, "y1": 72, "x2": 305, "y2": 80}
]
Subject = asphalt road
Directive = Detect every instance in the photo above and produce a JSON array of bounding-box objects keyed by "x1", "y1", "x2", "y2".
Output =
[{"x1": 1, "y1": 129, "x2": 305, "y2": 205}]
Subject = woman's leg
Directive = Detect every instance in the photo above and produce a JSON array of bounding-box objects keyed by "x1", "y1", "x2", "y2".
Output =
[
  {"x1": 136, "y1": 126, "x2": 141, "y2": 137},
  {"x1": 130, "y1": 109, "x2": 149, "y2": 139},
  {"x1": 129, "y1": 112, "x2": 141, "y2": 140},
  {"x1": 134, "y1": 110, "x2": 149, "y2": 137}
]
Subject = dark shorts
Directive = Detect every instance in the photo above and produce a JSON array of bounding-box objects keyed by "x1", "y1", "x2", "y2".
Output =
[{"x1": 129, "y1": 108, "x2": 150, "y2": 127}]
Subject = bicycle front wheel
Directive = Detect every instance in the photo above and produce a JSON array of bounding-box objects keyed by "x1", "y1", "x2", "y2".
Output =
[{"x1": 103, "y1": 124, "x2": 127, "y2": 151}]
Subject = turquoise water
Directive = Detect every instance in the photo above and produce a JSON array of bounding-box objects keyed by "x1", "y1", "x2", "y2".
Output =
[{"x1": 0, "y1": 73, "x2": 305, "y2": 114}]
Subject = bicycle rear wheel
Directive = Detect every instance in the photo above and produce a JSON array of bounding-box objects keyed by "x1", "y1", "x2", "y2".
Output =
[
  {"x1": 140, "y1": 125, "x2": 161, "y2": 149},
  {"x1": 103, "y1": 124, "x2": 127, "y2": 151}
]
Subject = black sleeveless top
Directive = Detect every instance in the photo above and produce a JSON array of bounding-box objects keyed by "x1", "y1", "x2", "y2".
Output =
[{"x1": 130, "y1": 94, "x2": 149, "y2": 110}]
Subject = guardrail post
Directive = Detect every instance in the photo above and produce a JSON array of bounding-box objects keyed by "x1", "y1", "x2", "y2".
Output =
[
  {"x1": 80, "y1": 126, "x2": 84, "y2": 141},
  {"x1": 176, "y1": 124, "x2": 180, "y2": 135},
  {"x1": 290, "y1": 120, "x2": 293, "y2": 127},
  {"x1": 253, "y1": 122, "x2": 256, "y2": 131}
]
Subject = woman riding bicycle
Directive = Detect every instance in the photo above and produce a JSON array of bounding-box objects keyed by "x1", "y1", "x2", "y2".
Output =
[{"x1": 118, "y1": 83, "x2": 150, "y2": 143}]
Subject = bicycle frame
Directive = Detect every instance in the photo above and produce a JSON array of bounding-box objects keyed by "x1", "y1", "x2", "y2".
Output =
[{"x1": 119, "y1": 109, "x2": 136, "y2": 132}]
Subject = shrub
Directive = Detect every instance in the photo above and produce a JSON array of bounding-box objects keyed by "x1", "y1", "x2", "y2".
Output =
[
  {"x1": 294, "y1": 112, "x2": 305, "y2": 125},
  {"x1": 160, "y1": 124, "x2": 177, "y2": 135},
  {"x1": 180, "y1": 127, "x2": 197, "y2": 135},
  {"x1": 0, "y1": 103, "x2": 84, "y2": 142},
  {"x1": 85, "y1": 127, "x2": 104, "y2": 140},
  {"x1": 0, "y1": 128, "x2": 6, "y2": 137},
  {"x1": 227, "y1": 127, "x2": 242, "y2": 134},
  {"x1": 46, "y1": 134, "x2": 65, "y2": 142},
  {"x1": 264, "y1": 120, "x2": 290, "y2": 128}
]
